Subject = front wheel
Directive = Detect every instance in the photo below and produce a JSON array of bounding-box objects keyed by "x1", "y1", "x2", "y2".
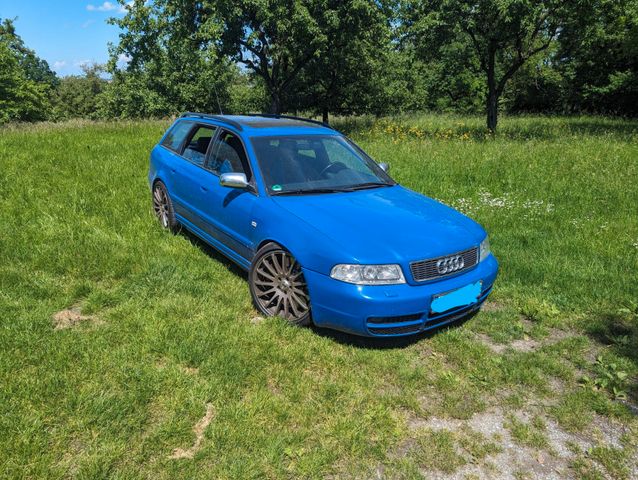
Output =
[{"x1": 249, "y1": 244, "x2": 312, "y2": 326}]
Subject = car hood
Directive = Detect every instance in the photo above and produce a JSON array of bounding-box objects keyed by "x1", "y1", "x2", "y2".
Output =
[{"x1": 272, "y1": 185, "x2": 485, "y2": 264}]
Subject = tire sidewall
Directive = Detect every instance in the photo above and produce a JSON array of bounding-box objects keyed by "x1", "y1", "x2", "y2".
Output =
[{"x1": 153, "y1": 181, "x2": 179, "y2": 232}]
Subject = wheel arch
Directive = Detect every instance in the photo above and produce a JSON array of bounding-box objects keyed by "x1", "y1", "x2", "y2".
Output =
[
  {"x1": 152, "y1": 177, "x2": 166, "y2": 189},
  {"x1": 255, "y1": 238, "x2": 285, "y2": 254}
]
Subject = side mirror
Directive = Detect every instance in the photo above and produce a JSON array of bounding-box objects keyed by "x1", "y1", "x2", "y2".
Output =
[
  {"x1": 379, "y1": 162, "x2": 390, "y2": 173},
  {"x1": 220, "y1": 172, "x2": 249, "y2": 189}
]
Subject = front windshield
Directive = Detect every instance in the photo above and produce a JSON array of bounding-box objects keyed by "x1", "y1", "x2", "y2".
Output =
[{"x1": 251, "y1": 135, "x2": 395, "y2": 195}]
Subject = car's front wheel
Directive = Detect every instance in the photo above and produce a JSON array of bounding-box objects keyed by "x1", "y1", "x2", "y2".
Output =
[{"x1": 249, "y1": 243, "x2": 311, "y2": 326}]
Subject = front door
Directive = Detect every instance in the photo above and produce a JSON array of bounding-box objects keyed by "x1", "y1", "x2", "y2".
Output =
[{"x1": 195, "y1": 129, "x2": 258, "y2": 262}]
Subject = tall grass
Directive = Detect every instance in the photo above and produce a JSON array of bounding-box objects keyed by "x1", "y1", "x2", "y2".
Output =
[{"x1": 1, "y1": 115, "x2": 637, "y2": 478}]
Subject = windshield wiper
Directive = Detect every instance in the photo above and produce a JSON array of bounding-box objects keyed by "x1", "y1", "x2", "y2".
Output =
[
  {"x1": 343, "y1": 182, "x2": 395, "y2": 191},
  {"x1": 271, "y1": 187, "x2": 353, "y2": 196}
]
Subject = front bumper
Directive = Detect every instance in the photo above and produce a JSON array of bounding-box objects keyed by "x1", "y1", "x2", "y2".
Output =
[{"x1": 304, "y1": 254, "x2": 499, "y2": 337}]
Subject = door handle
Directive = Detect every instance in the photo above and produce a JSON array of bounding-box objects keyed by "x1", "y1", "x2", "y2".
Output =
[
  {"x1": 200, "y1": 185, "x2": 208, "y2": 192},
  {"x1": 170, "y1": 168, "x2": 176, "y2": 174}
]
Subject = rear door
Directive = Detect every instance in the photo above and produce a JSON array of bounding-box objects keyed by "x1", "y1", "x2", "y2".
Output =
[{"x1": 168, "y1": 123, "x2": 218, "y2": 226}]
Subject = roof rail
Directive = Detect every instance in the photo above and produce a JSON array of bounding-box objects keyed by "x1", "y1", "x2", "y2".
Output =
[
  {"x1": 180, "y1": 112, "x2": 243, "y2": 131},
  {"x1": 247, "y1": 113, "x2": 334, "y2": 130}
]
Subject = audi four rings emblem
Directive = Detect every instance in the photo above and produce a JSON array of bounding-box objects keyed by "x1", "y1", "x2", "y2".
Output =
[{"x1": 436, "y1": 255, "x2": 465, "y2": 274}]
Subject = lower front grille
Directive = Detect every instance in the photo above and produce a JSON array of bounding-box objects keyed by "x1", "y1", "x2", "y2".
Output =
[
  {"x1": 368, "y1": 324, "x2": 422, "y2": 335},
  {"x1": 367, "y1": 313, "x2": 423, "y2": 324},
  {"x1": 410, "y1": 247, "x2": 479, "y2": 282}
]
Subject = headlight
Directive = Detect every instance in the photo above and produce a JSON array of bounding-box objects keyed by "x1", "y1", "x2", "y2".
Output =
[
  {"x1": 479, "y1": 236, "x2": 491, "y2": 261},
  {"x1": 330, "y1": 264, "x2": 406, "y2": 285}
]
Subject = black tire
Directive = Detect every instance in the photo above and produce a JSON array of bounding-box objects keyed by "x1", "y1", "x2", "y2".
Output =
[
  {"x1": 152, "y1": 181, "x2": 179, "y2": 232},
  {"x1": 249, "y1": 243, "x2": 312, "y2": 326}
]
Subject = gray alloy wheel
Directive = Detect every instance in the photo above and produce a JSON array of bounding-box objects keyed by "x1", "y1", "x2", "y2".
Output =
[
  {"x1": 152, "y1": 181, "x2": 178, "y2": 231},
  {"x1": 249, "y1": 244, "x2": 312, "y2": 326}
]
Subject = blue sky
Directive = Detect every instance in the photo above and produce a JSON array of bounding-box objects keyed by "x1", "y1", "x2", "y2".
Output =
[{"x1": 0, "y1": 0, "x2": 128, "y2": 76}]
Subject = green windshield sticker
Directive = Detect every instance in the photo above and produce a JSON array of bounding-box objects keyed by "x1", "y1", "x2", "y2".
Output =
[{"x1": 272, "y1": 184, "x2": 282, "y2": 192}]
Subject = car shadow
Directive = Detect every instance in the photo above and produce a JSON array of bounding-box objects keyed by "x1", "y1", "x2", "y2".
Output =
[
  {"x1": 178, "y1": 228, "x2": 248, "y2": 280},
  {"x1": 311, "y1": 311, "x2": 478, "y2": 350}
]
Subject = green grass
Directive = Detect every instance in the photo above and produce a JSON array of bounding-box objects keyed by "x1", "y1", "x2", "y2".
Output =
[{"x1": 1, "y1": 114, "x2": 637, "y2": 478}]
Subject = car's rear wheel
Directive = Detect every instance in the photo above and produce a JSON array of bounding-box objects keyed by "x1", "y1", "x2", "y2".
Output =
[
  {"x1": 249, "y1": 244, "x2": 312, "y2": 326},
  {"x1": 152, "y1": 181, "x2": 178, "y2": 231}
]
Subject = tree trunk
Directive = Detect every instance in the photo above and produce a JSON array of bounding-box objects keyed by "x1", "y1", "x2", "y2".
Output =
[
  {"x1": 322, "y1": 106, "x2": 329, "y2": 125},
  {"x1": 269, "y1": 91, "x2": 281, "y2": 114},
  {"x1": 486, "y1": 47, "x2": 498, "y2": 132}
]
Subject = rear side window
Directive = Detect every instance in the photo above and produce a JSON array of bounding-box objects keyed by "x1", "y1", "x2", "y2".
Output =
[
  {"x1": 183, "y1": 125, "x2": 217, "y2": 167},
  {"x1": 161, "y1": 121, "x2": 193, "y2": 152}
]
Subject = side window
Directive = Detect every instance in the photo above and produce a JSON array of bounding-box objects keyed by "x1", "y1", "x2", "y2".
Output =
[
  {"x1": 182, "y1": 125, "x2": 216, "y2": 167},
  {"x1": 161, "y1": 121, "x2": 193, "y2": 152},
  {"x1": 207, "y1": 131, "x2": 251, "y2": 180}
]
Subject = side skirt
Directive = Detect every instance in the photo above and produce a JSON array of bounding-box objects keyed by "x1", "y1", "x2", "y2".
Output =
[{"x1": 175, "y1": 213, "x2": 252, "y2": 271}]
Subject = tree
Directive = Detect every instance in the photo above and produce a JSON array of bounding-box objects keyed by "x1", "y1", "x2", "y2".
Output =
[
  {"x1": 52, "y1": 64, "x2": 108, "y2": 119},
  {"x1": 291, "y1": 0, "x2": 392, "y2": 123},
  {"x1": 214, "y1": 0, "x2": 334, "y2": 114},
  {"x1": 554, "y1": 0, "x2": 638, "y2": 115},
  {"x1": 107, "y1": 0, "x2": 239, "y2": 117},
  {"x1": 0, "y1": 18, "x2": 58, "y2": 89},
  {"x1": 0, "y1": 18, "x2": 54, "y2": 123},
  {"x1": 404, "y1": 0, "x2": 580, "y2": 131}
]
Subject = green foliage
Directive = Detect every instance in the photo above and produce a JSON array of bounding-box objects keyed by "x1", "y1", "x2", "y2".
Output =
[
  {"x1": 581, "y1": 355, "x2": 630, "y2": 400},
  {"x1": 215, "y1": 0, "x2": 331, "y2": 113},
  {"x1": 553, "y1": 0, "x2": 638, "y2": 114},
  {"x1": 0, "y1": 18, "x2": 57, "y2": 88},
  {"x1": 403, "y1": 0, "x2": 585, "y2": 130},
  {"x1": 0, "y1": 18, "x2": 55, "y2": 123},
  {"x1": 3, "y1": 2, "x2": 638, "y2": 124},
  {"x1": 291, "y1": 0, "x2": 393, "y2": 122},
  {"x1": 51, "y1": 64, "x2": 108, "y2": 120},
  {"x1": 105, "y1": 0, "x2": 238, "y2": 117}
]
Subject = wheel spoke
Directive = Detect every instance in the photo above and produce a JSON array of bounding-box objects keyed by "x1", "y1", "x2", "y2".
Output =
[
  {"x1": 288, "y1": 294, "x2": 300, "y2": 318},
  {"x1": 257, "y1": 287, "x2": 277, "y2": 298},
  {"x1": 290, "y1": 290, "x2": 308, "y2": 311},
  {"x1": 266, "y1": 292, "x2": 280, "y2": 309},
  {"x1": 262, "y1": 257, "x2": 279, "y2": 277},
  {"x1": 271, "y1": 253, "x2": 284, "y2": 275},
  {"x1": 286, "y1": 258, "x2": 295, "y2": 275}
]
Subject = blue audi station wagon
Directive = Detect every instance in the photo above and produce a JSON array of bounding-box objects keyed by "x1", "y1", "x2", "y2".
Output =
[{"x1": 149, "y1": 113, "x2": 498, "y2": 336}]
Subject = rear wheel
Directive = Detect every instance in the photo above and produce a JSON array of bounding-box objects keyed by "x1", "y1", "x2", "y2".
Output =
[
  {"x1": 152, "y1": 181, "x2": 179, "y2": 231},
  {"x1": 249, "y1": 244, "x2": 311, "y2": 326}
]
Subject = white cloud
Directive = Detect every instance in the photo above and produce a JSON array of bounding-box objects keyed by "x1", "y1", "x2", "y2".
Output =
[
  {"x1": 82, "y1": 19, "x2": 96, "y2": 28},
  {"x1": 86, "y1": 1, "x2": 131, "y2": 13},
  {"x1": 116, "y1": 53, "x2": 132, "y2": 69},
  {"x1": 53, "y1": 61, "x2": 67, "y2": 70}
]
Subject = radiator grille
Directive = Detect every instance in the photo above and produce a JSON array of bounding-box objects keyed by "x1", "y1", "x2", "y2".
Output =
[{"x1": 410, "y1": 247, "x2": 478, "y2": 282}]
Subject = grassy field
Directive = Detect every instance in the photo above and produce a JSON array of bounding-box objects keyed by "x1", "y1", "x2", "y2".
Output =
[{"x1": 1, "y1": 114, "x2": 637, "y2": 479}]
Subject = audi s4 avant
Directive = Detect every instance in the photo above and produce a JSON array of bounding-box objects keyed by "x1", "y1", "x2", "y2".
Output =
[{"x1": 149, "y1": 113, "x2": 498, "y2": 337}]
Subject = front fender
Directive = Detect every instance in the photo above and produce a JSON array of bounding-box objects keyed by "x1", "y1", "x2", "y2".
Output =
[{"x1": 252, "y1": 198, "x2": 357, "y2": 275}]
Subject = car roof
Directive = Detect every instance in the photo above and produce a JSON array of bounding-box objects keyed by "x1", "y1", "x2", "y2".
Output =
[{"x1": 179, "y1": 113, "x2": 338, "y2": 137}]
